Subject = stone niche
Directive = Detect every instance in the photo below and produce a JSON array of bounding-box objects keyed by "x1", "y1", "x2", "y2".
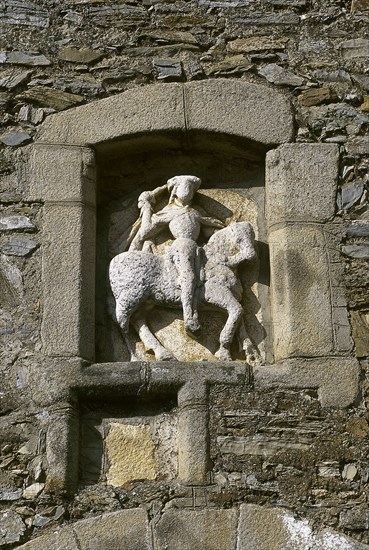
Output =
[
  {"x1": 80, "y1": 396, "x2": 178, "y2": 486},
  {"x1": 29, "y1": 79, "x2": 360, "y2": 495},
  {"x1": 96, "y1": 142, "x2": 269, "y2": 364}
]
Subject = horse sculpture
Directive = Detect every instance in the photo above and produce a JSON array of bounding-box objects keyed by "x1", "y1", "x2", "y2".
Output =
[{"x1": 109, "y1": 221, "x2": 258, "y2": 362}]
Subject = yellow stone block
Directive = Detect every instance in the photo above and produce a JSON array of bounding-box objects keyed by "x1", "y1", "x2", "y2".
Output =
[{"x1": 105, "y1": 423, "x2": 156, "y2": 486}]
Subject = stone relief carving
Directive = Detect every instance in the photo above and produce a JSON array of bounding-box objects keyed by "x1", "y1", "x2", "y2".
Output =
[{"x1": 109, "y1": 175, "x2": 260, "y2": 363}]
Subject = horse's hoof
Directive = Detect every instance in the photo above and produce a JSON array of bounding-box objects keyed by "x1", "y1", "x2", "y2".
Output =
[
  {"x1": 215, "y1": 348, "x2": 232, "y2": 361},
  {"x1": 157, "y1": 350, "x2": 176, "y2": 361},
  {"x1": 185, "y1": 319, "x2": 201, "y2": 337}
]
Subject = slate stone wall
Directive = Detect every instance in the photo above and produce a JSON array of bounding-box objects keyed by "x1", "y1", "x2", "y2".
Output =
[{"x1": 1, "y1": 0, "x2": 369, "y2": 548}]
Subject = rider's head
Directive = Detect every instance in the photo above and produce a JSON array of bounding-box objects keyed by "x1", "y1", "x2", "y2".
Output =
[{"x1": 167, "y1": 175, "x2": 201, "y2": 206}]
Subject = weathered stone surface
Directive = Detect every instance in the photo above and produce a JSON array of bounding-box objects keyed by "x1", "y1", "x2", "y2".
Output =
[
  {"x1": 18, "y1": 509, "x2": 150, "y2": 549},
  {"x1": 341, "y1": 38, "x2": 369, "y2": 58},
  {"x1": 352, "y1": 74, "x2": 369, "y2": 91},
  {"x1": 360, "y1": 96, "x2": 369, "y2": 112},
  {"x1": 0, "y1": 253, "x2": 23, "y2": 308},
  {"x1": 23, "y1": 482, "x2": 44, "y2": 499},
  {"x1": 205, "y1": 55, "x2": 252, "y2": 76},
  {"x1": 0, "y1": 1, "x2": 49, "y2": 28},
  {"x1": 234, "y1": 12, "x2": 300, "y2": 25},
  {"x1": 105, "y1": 423, "x2": 156, "y2": 485},
  {"x1": 16, "y1": 86, "x2": 84, "y2": 111},
  {"x1": 298, "y1": 87, "x2": 336, "y2": 106},
  {"x1": 0, "y1": 130, "x2": 31, "y2": 146},
  {"x1": 0, "y1": 214, "x2": 35, "y2": 231},
  {"x1": 36, "y1": 81, "x2": 293, "y2": 146},
  {"x1": 30, "y1": 145, "x2": 95, "y2": 204},
  {"x1": 41, "y1": 202, "x2": 96, "y2": 360},
  {"x1": 58, "y1": 47, "x2": 104, "y2": 64},
  {"x1": 18, "y1": 104, "x2": 45, "y2": 124},
  {"x1": 18, "y1": 528, "x2": 79, "y2": 549},
  {"x1": 340, "y1": 180, "x2": 365, "y2": 210},
  {"x1": 227, "y1": 36, "x2": 287, "y2": 54},
  {"x1": 254, "y1": 357, "x2": 360, "y2": 408},
  {"x1": 268, "y1": 226, "x2": 333, "y2": 359},
  {"x1": 351, "y1": 310, "x2": 369, "y2": 357},
  {"x1": 218, "y1": 434, "x2": 310, "y2": 456},
  {"x1": 184, "y1": 80, "x2": 293, "y2": 145},
  {"x1": 74, "y1": 509, "x2": 150, "y2": 550},
  {"x1": 0, "y1": 488, "x2": 22, "y2": 501},
  {"x1": 0, "y1": 51, "x2": 51, "y2": 66},
  {"x1": 199, "y1": 0, "x2": 255, "y2": 5},
  {"x1": 340, "y1": 508, "x2": 369, "y2": 531},
  {"x1": 238, "y1": 504, "x2": 369, "y2": 549},
  {"x1": 313, "y1": 69, "x2": 352, "y2": 83},
  {"x1": 2, "y1": 237, "x2": 37, "y2": 256},
  {"x1": 266, "y1": 143, "x2": 338, "y2": 226},
  {"x1": 258, "y1": 63, "x2": 304, "y2": 86},
  {"x1": 0, "y1": 511, "x2": 26, "y2": 546},
  {"x1": 0, "y1": 70, "x2": 32, "y2": 90},
  {"x1": 153, "y1": 58, "x2": 183, "y2": 81},
  {"x1": 86, "y1": 3, "x2": 148, "y2": 27},
  {"x1": 342, "y1": 244, "x2": 369, "y2": 259},
  {"x1": 142, "y1": 30, "x2": 198, "y2": 45},
  {"x1": 351, "y1": 0, "x2": 369, "y2": 10},
  {"x1": 154, "y1": 509, "x2": 238, "y2": 550},
  {"x1": 345, "y1": 138, "x2": 369, "y2": 155},
  {"x1": 342, "y1": 463, "x2": 358, "y2": 480}
]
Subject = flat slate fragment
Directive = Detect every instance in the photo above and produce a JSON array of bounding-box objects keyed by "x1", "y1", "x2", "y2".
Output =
[
  {"x1": 16, "y1": 86, "x2": 84, "y2": 110},
  {"x1": 228, "y1": 36, "x2": 286, "y2": 54},
  {"x1": 153, "y1": 58, "x2": 183, "y2": 81},
  {"x1": 2, "y1": 237, "x2": 37, "y2": 256},
  {"x1": 258, "y1": 63, "x2": 303, "y2": 86},
  {"x1": 0, "y1": 70, "x2": 32, "y2": 90},
  {"x1": 0, "y1": 130, "x2": 31, "y2": 146},
  {"x1": 298, "y1": 87, "x2": 336, "y2": 106},
  {"x1": 0, "y1": 0, "x2": 49, "y2": 28},
  {"x1": 206, "y1": 55, "x2": 253, "y2": 76},
  {"x1": 58, "y1": 47, "x2": 104, "y2": 64},
  {"x1": 0, "y1": 51, "x2": 51, "y2": 66},
  {"x1": 0, "y1": 511, "x2": 26, "y2": 546},
  {"x1": 347, "y1": 224, "x2": 369, "y2": 237},
  {"x1": 341, "y1": 244, "x2": 369, "y2": 259},
  {"x1": 0, "y1": 214, "x2": 35, "y2": 231},
  {"x1": 340, "y1": 38, "x2": 369, "y2": 58},
  {"x1": 340, "y1": 181, "x2": 365, "y2": 210}
]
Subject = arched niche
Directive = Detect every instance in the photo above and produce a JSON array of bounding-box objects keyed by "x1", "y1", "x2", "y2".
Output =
[{"x1": 31, "y1": 79, "x2": 294, "y2": 363}]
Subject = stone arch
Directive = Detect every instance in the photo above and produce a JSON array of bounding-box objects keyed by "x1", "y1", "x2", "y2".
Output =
[{"x1": 36, "y1": 79, "x2": 294, "y2": 148}]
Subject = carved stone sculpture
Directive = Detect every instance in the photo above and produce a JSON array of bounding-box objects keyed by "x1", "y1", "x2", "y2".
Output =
[{"x1": 109, "y1": 175, "x2": 258, "y2": 362}]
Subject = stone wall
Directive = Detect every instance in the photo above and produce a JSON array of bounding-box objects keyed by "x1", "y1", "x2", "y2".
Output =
[{"x1": 1, "y1": 0, "x2": 369, "y2": 548}]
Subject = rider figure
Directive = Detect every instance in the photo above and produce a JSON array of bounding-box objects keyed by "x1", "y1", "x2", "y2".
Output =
[{"x1": 129, "y1": 175, "x2": 223, "y2": 334}]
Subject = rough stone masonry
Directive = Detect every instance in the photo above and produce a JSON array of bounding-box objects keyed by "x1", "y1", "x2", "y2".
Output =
[{"x1": 1, "y1": 0, "x2": 369, "y2": 549}]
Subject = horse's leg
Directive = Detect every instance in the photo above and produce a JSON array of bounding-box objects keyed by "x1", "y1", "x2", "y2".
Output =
[
  {"x1": 238, "y1": 318, "x2": 261, "y2": 365},
  {"x1": 205, "y1": 285, "x2": 243, "y2": 361},
  {"x1": 115, "y1": 296, "x2": 141, "y2": 361},
  {"x1": 131, "y1": 311, "x2": 176, "y2": 361}
]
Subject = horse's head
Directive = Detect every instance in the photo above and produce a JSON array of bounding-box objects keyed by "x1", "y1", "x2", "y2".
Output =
[{"x1": 204, "y1": 221, "x2": 257, "y2": 267}]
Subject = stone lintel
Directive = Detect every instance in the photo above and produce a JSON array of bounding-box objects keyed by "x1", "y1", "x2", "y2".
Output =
[{"x1": 35, "y1": 80, "x2": 293, "y2": 148}]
